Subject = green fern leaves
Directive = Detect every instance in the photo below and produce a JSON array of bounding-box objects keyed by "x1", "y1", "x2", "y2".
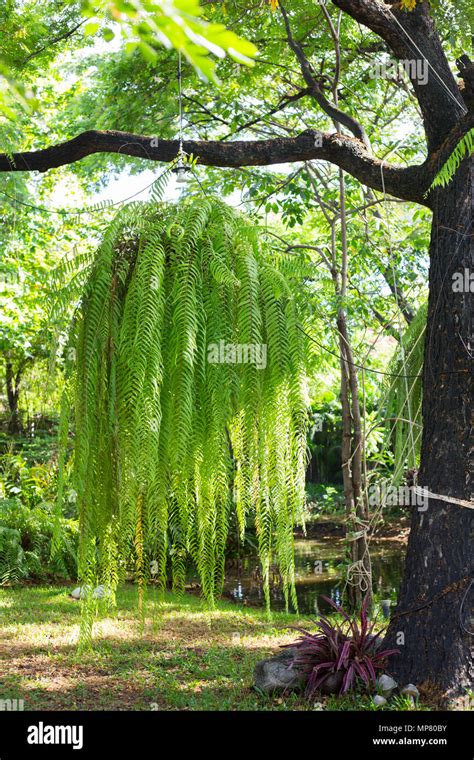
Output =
[
  {"x1": 430, "y1": 129, "x2": 474, "y2": 190},
  {"x1": 58, "y1": 197, "x2": 309, "y2": 634},
  {"x1": 384, "y1": 303, "x2": 426, "y2": 483}
]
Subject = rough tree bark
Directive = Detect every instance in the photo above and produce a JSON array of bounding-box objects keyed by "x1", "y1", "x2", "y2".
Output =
[
  {"x1": 384, "y1": 156, "x2": 473, "y2": 705},
  {"x1": 331, "y1": 0, "x2": 473, "y2": 705}
]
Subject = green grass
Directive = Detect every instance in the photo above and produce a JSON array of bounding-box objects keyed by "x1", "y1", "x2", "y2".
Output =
[{"x1": 0, "y1": 584, "x2": 431, "y2": 711}]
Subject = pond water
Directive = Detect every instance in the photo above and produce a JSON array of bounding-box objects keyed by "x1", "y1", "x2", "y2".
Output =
[{"x1": 222, "y1": 538, "x2": 405, "y2": 616}]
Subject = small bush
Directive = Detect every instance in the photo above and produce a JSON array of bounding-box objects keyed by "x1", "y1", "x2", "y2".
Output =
[
  {"x1": 285, "y1": 594, "x2": 398, "y2": 698},
  {"x1": 0, "y1": 498, "x2": 78, "y2": 583}
]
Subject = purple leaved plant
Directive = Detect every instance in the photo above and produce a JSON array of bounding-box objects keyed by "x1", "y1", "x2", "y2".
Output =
[{"x1": 283, "y1": 594, "x2": 399, "y2": 698}]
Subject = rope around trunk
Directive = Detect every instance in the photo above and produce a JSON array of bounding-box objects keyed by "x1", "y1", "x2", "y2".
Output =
[{"x1": 413, "y1": 486, "x2": 474, "y2": 510}]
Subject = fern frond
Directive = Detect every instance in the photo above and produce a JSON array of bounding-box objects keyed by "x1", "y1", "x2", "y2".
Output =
[
  {"x1": 430, "y1": 129, "x2": 474, "y2": 190},
  {"x1": 384, "y1": 303, "x2": 427, "y2": 483},
  {"x1": 59, "y1": 197, "x2": 311, "y2": 639}
]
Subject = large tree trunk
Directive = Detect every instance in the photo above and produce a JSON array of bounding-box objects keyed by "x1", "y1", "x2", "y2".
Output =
[{"x1": 385, "y1": 157, "x2": 473, "y2": 706}]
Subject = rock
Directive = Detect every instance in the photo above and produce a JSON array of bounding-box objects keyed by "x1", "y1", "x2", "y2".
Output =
[
  {"x1": 377, "y1": 673, "x2": 398, "y2": 697},
  {"x1": 319, "y1": 672, "x2": 344, "y2": 694},
  {"x1": 253, "y1": 650, "x2": 347, "y2": 696},
  {"x1": 373, "y1": 695, "x2": 387, "y2": 707},
  {"x1": 253, "y1": 648, "x2": 306, "y2": 694},
  {"x1": 70, "y1": 585, "x2": 108, "y2": 600},
  {"x1": 401, "y1": 684, "x2": 420, "y2": 699}
]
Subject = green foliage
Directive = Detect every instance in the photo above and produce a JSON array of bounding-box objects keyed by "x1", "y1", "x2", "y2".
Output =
[
  {"x1": 430, "y1": 129, "x2": 474, "y2": 190},
  {"x1": 0, "y1": 498, "x2": 78, "y2": 583},
  {"x1": 79, "y1": 0, "x2": 257, "y2": 81},
  {"x1": 0, "y1": 433, "x2": 78, "y2": 583},
  {"x1": 0, "y1": 452, "x2": 53, "y2": 507},
  {"x1": 0, "y1": 171, "x2": 89, "y2": 422},
  {"x1": 58, "y1": 196, "x2": 310, "y2": 636},
  {"x1": 0, "y1": 67, "x2": 36, "y2": 120},
  {"x1": 384, "y1": 303, "x2": 427, "y2": 483},
  {"x1": 0, "y1": 439, "x2": 57, "y2": 504},
  {"x1": 305, "y1": 484, "x2": 344, "y2": 517},
  {"x1": 400, "y1": 0, "x2": 418, "y2": 11},
  {"x1": 0, "y1": 1, "x2": 85, "y2": 124},
  {"x1": 0, "y1": 428, "x2": 54, "y2": 464}
]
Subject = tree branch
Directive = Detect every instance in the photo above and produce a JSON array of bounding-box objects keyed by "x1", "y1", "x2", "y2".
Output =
[
  {"x1": 220, "y1": 87, "x2": 312, "y2": 141},
  {"x1": 331, "y1": 0, "x2": 467, "y2": 151},
  {"x1": 382, "y1": 266, "x2": 414, "y2": 325},
  {"x1": 280, "y1": 3, "x2": 371, "y2": 149},
  {"x1": 0, "y1": 127, "x2": 432, "y2": 205},
  {"x1": 21, "y1": 19, "x2": 87, "y2": 67},
  {"x1": 1, "y1": 109, "x2": 471, "y2": 207}
]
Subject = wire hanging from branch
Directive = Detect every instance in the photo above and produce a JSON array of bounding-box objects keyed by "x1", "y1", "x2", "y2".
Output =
[{"x1": 173, "y1": 51, "x2": 192, "y2": 184}]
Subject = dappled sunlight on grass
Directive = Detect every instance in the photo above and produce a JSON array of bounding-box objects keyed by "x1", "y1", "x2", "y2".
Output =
[
  {"x1": 0, "y1": 583, "x2": 312, "y2": 710},
  {"x1": 0, "y1": 583, "x2": 443, "y2": 711}
]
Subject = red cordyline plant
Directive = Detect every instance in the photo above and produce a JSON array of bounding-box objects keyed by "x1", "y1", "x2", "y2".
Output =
[{"x1": 284, "y1": 594, "x2": 399, "y2": 698}]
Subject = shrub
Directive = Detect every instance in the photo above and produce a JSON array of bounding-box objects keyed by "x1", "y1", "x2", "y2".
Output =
[
  {"x1": 285, "y1": 594, "x2": 398, "y2": 697},
  {"x1": 0, "y1": 498, "x2": 78, "y2": 583}
]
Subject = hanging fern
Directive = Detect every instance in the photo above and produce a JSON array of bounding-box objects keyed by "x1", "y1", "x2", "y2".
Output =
[
  {"x1": 57, "y1": 197, "x2": 310, "y2": 638},
  {"x1": 430, "y1": 129, "x2": 474, "y2": 190},
  {"x1": 384, "y1": 303, "x2": 427, "y2": 483}
]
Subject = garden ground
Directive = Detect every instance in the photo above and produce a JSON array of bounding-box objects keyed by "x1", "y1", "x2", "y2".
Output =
[{"x1": 0, "y1": 585, "x2": 430, "y2": 711}]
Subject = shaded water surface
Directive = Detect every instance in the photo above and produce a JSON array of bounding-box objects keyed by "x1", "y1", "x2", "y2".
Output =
[{"x1": 223, "y1": 538, "x2": 405, "y2": 615}]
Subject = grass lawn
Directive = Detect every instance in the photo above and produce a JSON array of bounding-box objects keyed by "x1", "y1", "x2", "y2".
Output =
[{"x1": 0, "y1": 584, "x2": 429, "y2": 711}]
